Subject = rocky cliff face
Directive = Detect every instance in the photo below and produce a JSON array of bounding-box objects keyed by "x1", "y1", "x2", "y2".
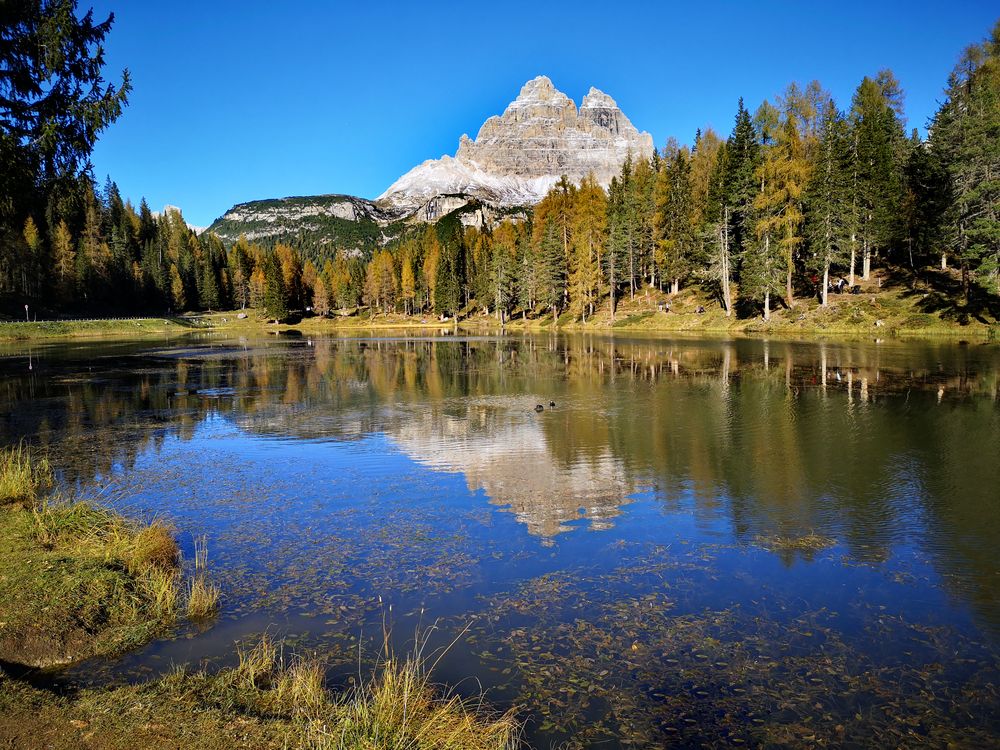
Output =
[
  {"x1": 377, "y1": 76, "x2": 653, "y2": 211},
  {"x1": 208, "y1": 76, "x2": 652, "y2": 249}
]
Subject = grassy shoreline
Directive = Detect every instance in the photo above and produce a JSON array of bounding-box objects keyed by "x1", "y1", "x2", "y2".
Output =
[
  {"x1": 0, "y1": 638, "x2": 519, "y2": 750},
  {"x1": 3, "y1": 275, "x2": 997, "y2": 343},
  {"x1": 0, "y1": 445, "x2": 198, "y2": 668},
  {"x1": 0, "y1": 445, "x2": 517, "y2": 748},
  {"x1": 0, "y1": 317, "x2": 203, "y2": 341}
]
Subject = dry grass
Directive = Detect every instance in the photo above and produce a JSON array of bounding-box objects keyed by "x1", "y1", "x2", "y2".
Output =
[
  {"x1": 0, "y1": 443, "x2": 52, "y2": 506},
  {"x1": 186, "y1": 575, "x2": 221, "y2": 619},
  {"x1": 322, "y1": 654, "x2": 520, "y2": 750},
  {"x1": 186, "y1": 535, "x2": 220, "y2": 619},
  {"x1": 199, "y1": 632, "x2": 520, "y2": 749}
]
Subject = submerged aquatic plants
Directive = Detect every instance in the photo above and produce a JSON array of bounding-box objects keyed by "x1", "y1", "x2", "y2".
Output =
[{"x1": 474, "y1": 542, "x2": 1000, "y2": 748}]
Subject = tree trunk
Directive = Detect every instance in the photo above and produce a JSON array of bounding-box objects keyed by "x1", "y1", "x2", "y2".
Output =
[
  {"x1": 671, "y1": 278, "x2": 679, "y2": 295},
  {"x1": 721, "y1": 208, "x2": 733, "y2": 317},
  {"x1": 862, "y1": 239, "x2": 871, "y2": 281},
  {"x1": 763, "y1": 290, "x2": 770, "y2": 321},
  {"x1": 940, "y1": 252, "x2": 947, "y2": 270},
  {"x1": 849, "y1": 235, "x2": 856, "y2": 287},
  {"x1": 822, "y1": 263, "x2": 829, "y2": 307},
  {"x1": 786, "y1": 264, "x2": 794, "y2": 307}
]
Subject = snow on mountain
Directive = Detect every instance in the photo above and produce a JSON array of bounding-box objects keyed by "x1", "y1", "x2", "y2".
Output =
[{"x1": 377, "y1": 76, "x2": 653, "y2": 212}]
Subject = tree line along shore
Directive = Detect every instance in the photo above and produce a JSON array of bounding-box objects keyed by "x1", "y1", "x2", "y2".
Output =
[{"x1": 1, "y1": 9, "x2": 998, "y2": 334}]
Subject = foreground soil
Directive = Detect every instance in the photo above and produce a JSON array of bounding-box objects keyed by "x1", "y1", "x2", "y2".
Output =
[{"x1": 0, "y1": 674, "x2": 298, "y2": 750}]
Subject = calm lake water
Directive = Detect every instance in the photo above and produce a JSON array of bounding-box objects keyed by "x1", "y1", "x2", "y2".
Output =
[{"x1": 2, "y1": 332, "x2": 999, "y2": 748}]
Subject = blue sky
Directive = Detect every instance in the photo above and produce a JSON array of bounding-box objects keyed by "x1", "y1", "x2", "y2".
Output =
[{"x1": 88, "y1": 1, "x2": 998, "y2": 227}]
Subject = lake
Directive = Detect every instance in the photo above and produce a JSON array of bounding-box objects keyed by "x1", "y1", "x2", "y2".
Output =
[{"x1": 1, "y1": 332, "x2": 999, "y2": 748}]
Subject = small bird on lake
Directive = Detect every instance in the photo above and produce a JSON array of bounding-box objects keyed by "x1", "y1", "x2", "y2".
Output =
[{"x1": 534, "y1": 404, "x2": 544, "y2": 412}]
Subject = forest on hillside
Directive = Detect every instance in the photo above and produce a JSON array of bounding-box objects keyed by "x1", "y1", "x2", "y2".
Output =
[{"x1": 1, "y1": 3, "x2": 997, "y2": 324}]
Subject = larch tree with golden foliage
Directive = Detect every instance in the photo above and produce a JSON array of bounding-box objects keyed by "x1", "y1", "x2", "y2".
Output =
[{"x1": 569, "y1": 175, "x2": 608, "y2": 321}]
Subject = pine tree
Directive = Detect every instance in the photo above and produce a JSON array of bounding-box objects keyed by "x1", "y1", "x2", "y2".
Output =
[
  {"x1": 931, "y1": 22, "x2": 1000, "y2": 298},
  {"x1": 706, "y1": 141, "x2": 735, "y2": 315},
  {"x1": 263, "y1": 252, "x2": 289, "y2": 321},
  {"x1": 606, "y1": 163, "x2": 629, "y2": 318},
  {"x1": 199, "y1": 260, "x2": 219, "y2": 310},
  {"x1": 851, "y1": 73, "x2": 907, "y2": 280},
  {"x1": 653, "y1": 146, "x2": 696, "y2": 294},
  {"x1": 489, "y1": 221, "x2": 520, "y2": 323},
  {"x1": 434, "y1": 236, "x2": 461, "y2": 316},
  {"x1": 530, "y1": 183, "x2": 571, "y2": 317},
  {"x1": 806, "y1": 101, "x2": 854, "y2": 305},
  {"x1": 725, "y1": 98, "x2": 762, "y2": 265}
]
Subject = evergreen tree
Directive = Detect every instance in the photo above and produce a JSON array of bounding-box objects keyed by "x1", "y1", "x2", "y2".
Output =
[
  {"x1": 724, "y1": 98, "x2": 762, "y2": 267},
  {"x1": 262, "y1": 252, "x2": 289, "y2": 321},
  {"x1": 706, "y1": 141, "x2": 736, "y2": 315},
  {"x1": 931, "y1": 22, "x2": 1000, "y2": 297},
  {"x1": 850, "y1": 72, "x2": 907, "y2": 280},
  {"x1": 653, "y1": 146, "x2": 696, "y2": 293},
  {"x1": 434, "y1": 245, "x2": 460, "y2": 316},
  {"x1": 0, "y1": 1, "x2": 131, "y2": 241},
  {"x1": 903, "y1": 138, "x2": 951, "y2": 271},
  {"x1": 530, "y1": 183, "x2": 572, "y2": 316},
  {"x1": 805, "y1": 101, "x2": 854, "y2": 305},
  {"x1": 489, "y1": 221, "x2": 519, "y2": 323}
]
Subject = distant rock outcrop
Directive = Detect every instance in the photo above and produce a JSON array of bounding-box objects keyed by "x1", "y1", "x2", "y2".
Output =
[{"x1": 377, "y1": 76, "x2": 653, "y2": 212}]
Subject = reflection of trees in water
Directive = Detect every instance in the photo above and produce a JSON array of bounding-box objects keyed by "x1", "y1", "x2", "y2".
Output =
[{"x1": 0, "y1": 335, "x2": 998, "y2": 625}]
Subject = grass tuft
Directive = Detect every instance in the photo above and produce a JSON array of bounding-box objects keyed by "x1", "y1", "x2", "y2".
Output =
[
  {"x1": 325, "y1": 654, "x2": 520, "y2": 750},
  {"x1": 0, "y1": 443, "x2": 52, "y2": 506},
  {"x1": 274, "y1": 655, "x2": 328, "y2": 719},
  {"x1": 186, "y1": 575, "x2": 221, "y2": 620}
]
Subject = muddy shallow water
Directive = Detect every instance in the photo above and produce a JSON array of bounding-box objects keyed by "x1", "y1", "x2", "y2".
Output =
[{"x1": 2, "y1": 332, "x2": 999, "y2": 748}]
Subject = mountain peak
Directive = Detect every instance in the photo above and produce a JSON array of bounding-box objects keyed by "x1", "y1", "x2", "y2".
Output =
[
  {"x1": 519, "y1": 75, "x2": 555, "y2": 96},
  {"x1": 581, "y1": 87, "x2": 617, "y2": 109},
  {"x1": 378, "y1": 77, "x2": 653, "y2": 211}
]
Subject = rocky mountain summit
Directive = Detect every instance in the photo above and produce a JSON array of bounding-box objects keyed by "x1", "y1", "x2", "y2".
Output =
[
  {"x1": 208, "y1": 76, "x2": 652, "y2": 251},
  {"x1": 378, "y1": 76, "x2": 654, "y2": 211}
]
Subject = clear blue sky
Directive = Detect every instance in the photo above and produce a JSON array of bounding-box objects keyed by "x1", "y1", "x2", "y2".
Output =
[{"x1": 87, "y1": 1, "x2": 998, "y2": 228}]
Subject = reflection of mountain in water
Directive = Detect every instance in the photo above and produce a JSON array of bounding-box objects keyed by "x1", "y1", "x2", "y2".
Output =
[
  {"x1": 2, "y1": 335, "x2": 999, "y2": 630},
  {"x1": 389, "y1": 401, "x2": 634, "y2": 538}
]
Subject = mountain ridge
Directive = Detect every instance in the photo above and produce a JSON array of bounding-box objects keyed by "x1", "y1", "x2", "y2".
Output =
[{"x1": 206, "y1": 76, "x2": 652, "y2": 250}]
